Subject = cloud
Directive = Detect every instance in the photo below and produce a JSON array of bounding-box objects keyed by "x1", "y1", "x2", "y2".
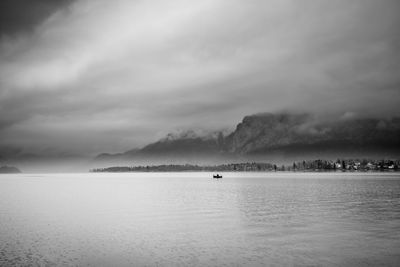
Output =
[
  {"x1": 0, "y1": 0, "x2": 74, "y2": 36},
  {"x1": 0, "y1": 0, "x2": 399, "y2": 155}
]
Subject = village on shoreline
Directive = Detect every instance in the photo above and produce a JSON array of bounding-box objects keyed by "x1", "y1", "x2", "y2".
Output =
[{"x1": 91, "y1": 158, "x2": 400, "y2": 173}]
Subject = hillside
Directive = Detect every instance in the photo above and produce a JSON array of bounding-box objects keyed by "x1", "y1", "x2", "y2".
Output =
[
  {"x1": 224, "y1": 113, "x2": 400, "y2": 155},
  {"x1": 0, "y1": 166, "x2": 21, "y2": 173},
  {"x1": 95, "y1": 113, "x2": 400, "y2": 163}
]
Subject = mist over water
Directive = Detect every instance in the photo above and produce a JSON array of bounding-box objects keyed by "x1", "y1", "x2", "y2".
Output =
[{"x1": 1, "y1": 172, "x2": 399, "y2": 266}]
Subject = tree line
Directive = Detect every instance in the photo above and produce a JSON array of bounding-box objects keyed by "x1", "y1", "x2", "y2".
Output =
[{"x1": 91, "y1": 159, "x2": 400, "y2": 172}]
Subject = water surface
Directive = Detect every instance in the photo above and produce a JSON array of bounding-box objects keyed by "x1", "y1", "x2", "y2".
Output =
[{"x1": 1, "y1": 172, "x2": 399, "y2": 266}]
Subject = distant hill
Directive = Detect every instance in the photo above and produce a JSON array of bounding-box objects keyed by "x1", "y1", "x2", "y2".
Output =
[
  {"x1": 95, "y1": 113, "x2": 400, "y2": 163},
  {"x1": 0, "y1": 166, "x2": 21, "y2": 173},
  {"x1": 94, "y1": 130, "x2": 230, "y2": 165},
  {"x1": 0, "y1": 146, "x2": 92, "y2": 173}
]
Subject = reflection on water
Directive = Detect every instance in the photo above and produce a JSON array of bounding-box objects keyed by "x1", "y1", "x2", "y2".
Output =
[{"x1": 0, "y1": 173, "x2": 400, "y2": 266}]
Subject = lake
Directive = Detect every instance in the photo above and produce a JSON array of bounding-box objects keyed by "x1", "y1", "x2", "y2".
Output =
[{"x1": 1, "y1": 172, "x2": 400, "y2": 266}]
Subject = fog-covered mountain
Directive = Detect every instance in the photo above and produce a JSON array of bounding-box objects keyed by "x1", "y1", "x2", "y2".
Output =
[
  {"x1": 0, "y1": 146, "x2": 91, "y2": 173},
  {"x1": 3, "y1": 112, "x2": 400, "y2": 171},
  {"x1": 0, "y1": 166, "x2": 21, "y2": 173},
  {"x1": 224, "y1": 113, "x2": 400, "y2": 155},
  {"x1": 95, "y1": 129, "x2": 230, "y2": 165},
  {"x1": 95, "y1": 113, "x2": 400, "y2": 163}
]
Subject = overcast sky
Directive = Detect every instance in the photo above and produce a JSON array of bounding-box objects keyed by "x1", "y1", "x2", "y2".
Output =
[{"x1": 0, "y1": 0, "x2": 399, "y2": 155}]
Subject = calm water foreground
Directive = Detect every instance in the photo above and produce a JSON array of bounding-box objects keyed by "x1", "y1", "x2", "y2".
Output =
[{"x1": 0, "y1": 172, "x2": 400, "y2": 266}]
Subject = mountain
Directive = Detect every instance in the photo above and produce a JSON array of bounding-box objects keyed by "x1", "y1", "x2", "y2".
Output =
[
  {"x1": 0, "y1": 146, "x2": 92, "y2": 172},
  {"x1": 2, "y1": 113, "x2": 398, "y2": 169},
  {"x1": 140, "y1": 130, "x2": 224, "y2": 156},
  {"x1": 0, "y1": 166, "x2": 21, "y2": 173},
  {"x1": 94, "y1": 130, "x2": 231, "y2": 165},
  {"x1": 224, "y1": 113, "x2": 400, "y2": 156},
  {"x1": 95, "y1": 112, "x2": 400, "y2": 163}
]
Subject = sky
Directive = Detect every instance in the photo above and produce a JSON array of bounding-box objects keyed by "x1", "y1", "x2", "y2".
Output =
[{"x1": 0, "y1": 0, "x2": 399, "y2": 156}]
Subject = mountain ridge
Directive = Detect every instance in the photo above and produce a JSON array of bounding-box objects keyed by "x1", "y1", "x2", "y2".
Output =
[{"x1": 94, "y1": 112, "x2": 400, "y2": 163}]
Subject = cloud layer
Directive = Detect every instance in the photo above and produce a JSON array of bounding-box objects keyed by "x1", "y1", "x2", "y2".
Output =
[{"x1": 1, "y1": 0, "x2": 399, "y2": 155}]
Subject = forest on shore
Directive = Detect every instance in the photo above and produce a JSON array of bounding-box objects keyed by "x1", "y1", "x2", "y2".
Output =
[{"x1": 91, "y1": 159, "x2": 400, "y2": 172}]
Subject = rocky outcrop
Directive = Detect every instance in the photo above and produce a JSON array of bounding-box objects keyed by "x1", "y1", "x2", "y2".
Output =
[{"x1": 224, "y1": 113, "x2": 400, "y2": 154}]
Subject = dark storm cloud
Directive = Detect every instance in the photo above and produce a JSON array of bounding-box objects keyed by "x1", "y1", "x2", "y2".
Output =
[
  {"x1": 0, "y1": 0, "x2": 399, "y2": 155},
  {"x1": 0, "y1": 0, "x2": 74, "y2": 36}
]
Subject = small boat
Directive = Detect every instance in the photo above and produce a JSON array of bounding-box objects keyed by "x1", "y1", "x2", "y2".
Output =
[{"x1": 213, "y1": 174, "x2": 222, "y2": 179}]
